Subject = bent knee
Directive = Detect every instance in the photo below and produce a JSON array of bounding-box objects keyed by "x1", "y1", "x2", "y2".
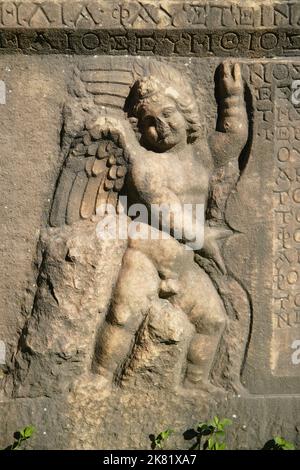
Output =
[{"x1": 193, "y1": 306, "x2": 227, "y2": 336}]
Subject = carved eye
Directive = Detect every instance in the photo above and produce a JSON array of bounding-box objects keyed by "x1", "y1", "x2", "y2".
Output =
[{"x1": 162, "y1": 107, "x2": 175, "y2": 118}]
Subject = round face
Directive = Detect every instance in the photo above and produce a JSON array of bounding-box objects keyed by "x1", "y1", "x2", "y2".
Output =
[{"x1": 138, "y1": 95, "x2": 187, "y2": 152}]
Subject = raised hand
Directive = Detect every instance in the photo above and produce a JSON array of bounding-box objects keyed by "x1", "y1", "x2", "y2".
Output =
[
  {"x1": 209, "y1": 61, "x2": 248, "y2": 169},
  {"x1": 219, "y1": 62, "x2": 244, "y2": 98}
]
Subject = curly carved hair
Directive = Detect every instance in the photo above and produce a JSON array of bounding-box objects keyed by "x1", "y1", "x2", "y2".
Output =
[{"x1": 125, "y1": 62, "x2": 203, "y2": 144}]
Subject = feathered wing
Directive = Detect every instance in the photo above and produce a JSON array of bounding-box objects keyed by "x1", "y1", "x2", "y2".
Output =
[
  {"x1": 50, "y1": 123, "x2": 128, "y2": 227},
  {"x1": 50, "y1": 58, "x2": 201, "y2": 228},
  {"x1": 49, "y1": 59, "x2": 152, "y2": 228}
]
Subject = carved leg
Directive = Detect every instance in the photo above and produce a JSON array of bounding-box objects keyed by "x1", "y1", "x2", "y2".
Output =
[
  {"x1": 130, "y1": 234, "x2": 227, "y2": 388},
  {"x1": 185, "y1": 323, "x2": 226, "y2": 386},
  {"x1": 93, "y1": 247, "x2": 160, "y2": 383},
  {"x1": 178, "y1": 266, "x2": 227, "y2": 387}
]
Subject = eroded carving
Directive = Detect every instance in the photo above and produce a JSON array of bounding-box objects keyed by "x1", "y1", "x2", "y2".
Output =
[{"x1": 10, "y1": 58, "x2": 250, "y2": 402}]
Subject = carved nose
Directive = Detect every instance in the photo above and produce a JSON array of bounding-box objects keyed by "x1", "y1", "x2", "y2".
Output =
[
  {"x1": 156, "y1": 116, "x2": 166, "y2": 126},
  {"x1": 155, "y1": 117, "x2": 169, "y2": 136}
]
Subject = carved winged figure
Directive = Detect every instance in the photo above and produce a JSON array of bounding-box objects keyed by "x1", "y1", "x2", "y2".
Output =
[{"x1": 49, "y1": 60, "x2": 249, "y2": 389}]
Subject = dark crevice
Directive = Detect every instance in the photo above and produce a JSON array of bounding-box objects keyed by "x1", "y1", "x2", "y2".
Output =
[
  {"x1": 114, "y1": 312, "x2": 149, "y2": 387},
  {"x1": 16, "y1": 249, "x2": 48, "y2": 357},
  {"x1": 239, "y1": 83, "x2": 254, "y2": 174},
  {"x1": 195, "y1": 255, "x2": 253, "y2": 392},
  {"x1": 235, "y1": 276, "x2": 254, "y2": 380},
  {"x1": 45, "y1": 276, "x2": 59, "y2": 306}
]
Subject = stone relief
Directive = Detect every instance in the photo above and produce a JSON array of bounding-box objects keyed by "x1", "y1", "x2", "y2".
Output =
[
  {"x1": 1, "y1": 0, "x2": 300, "y2": 452},
  {"x1": 9, "y1": 58, "x2": 252, "y2": 404}
]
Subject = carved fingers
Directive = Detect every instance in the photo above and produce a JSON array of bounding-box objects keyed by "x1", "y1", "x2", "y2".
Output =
[
  {"x1": 220, "y1": 61, "x2": 244, "y2": 98},
  {"x1": 87, "y1": 116, "x2": 124, "y2": 143},
  {"x1": 86, "y1": 115, "x2": 139, "y2": 161}
]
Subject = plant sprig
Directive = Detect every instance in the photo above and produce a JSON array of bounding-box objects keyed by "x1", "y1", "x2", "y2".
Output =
[
  {"x1": 3, "y1": 425, "x2": 36, "y2": 450},
  {"x1": 194, "y1": 416, "x2": 232, "y2": 450},
  {"x1": 151, "y1": 429, "x2": 174, "y2": 450}
]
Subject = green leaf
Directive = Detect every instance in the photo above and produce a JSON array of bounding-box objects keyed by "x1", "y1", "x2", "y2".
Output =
[
  {"x1": 157, "y1": 429, "x2": 173, "y2": 442},
  {"x1": 154, "y1": 437, "x2": 162, "y2": 448},
  {"x1": 197, "y1": 422, "x2": 205, "y2": 429},
  {"x1": 220, "y1": 418, "x2": 232, "y2": 428},
  {"x1": 274, "y1": 437, "x2": 295, "y2": 450},
  {"x1": 274, "y1": 437, "x2": 284, "y2": 446},
  {"x1": 217, "y1": 442, "x2": 226, "y2": 450},
  {"x1": 213, "y1": 416, "x2": 219, "y2": 426},
  {"x1": 198, "y1": 423, "x2": 213, "y2": 436},
  {"x1": 18, "y1": 425, "x2": 35, "y2": 440},
  {"x1": 209, "y1": 416, "x2": 219, "y2": 429},
  {"x1": 153, "y1": 429, "x2": 173, "y2": 449},
  {"x1": 207, "y1": 437, "x2": 215, "y2": 450},
  {"x1": 205, "y1": 426, "x2": 215, "y2": 436},
  {"x1": 197, "y1": 423, "x2": 208, "y2": 432},
  {"x1": 215, "y1": 430, "x2": 225, "y2": 439},
  {"x1": 283, "y1": 443, "x2": 295, "y2": 450},
  {"x1": 23, "y1": 426, "x2": 36, "y2": 439}
]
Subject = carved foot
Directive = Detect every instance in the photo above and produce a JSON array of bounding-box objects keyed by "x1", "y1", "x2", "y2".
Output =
[
  {"x1": 68, "y1": 374, "x2": 113, "y2": 408},
  {"x1": 183, "y1": 377, "x2": 221, "y2": 395},
  {"x1": 183, "y1": 364, "x2": 222, "y2": 395}
]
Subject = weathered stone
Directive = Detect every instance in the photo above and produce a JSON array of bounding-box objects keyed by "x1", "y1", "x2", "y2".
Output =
[{"x1": 1, "y1": 0, "x2": 300, "y2": 451}]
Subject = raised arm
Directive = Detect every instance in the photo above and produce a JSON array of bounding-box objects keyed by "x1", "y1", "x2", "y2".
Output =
[
  {"x1": 210, "y1": 62, "x2": 248, "y2": 168},
  {"x1": 87, "y1": 115, "x2": 148, "y2": 163},
  {"x1": 201, "y1": 63, "x2": 249, "y2": 270}
]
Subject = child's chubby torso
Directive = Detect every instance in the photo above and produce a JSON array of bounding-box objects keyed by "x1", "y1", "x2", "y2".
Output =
[{"x1": 128, "y1": 145, "x2": 210, "y2": 207}]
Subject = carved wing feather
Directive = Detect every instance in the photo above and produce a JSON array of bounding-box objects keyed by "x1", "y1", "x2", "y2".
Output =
[
  {"x1": 50, "y1": 125, "x2": 128, "y2": 227},
  {"x1": 81, "y1": 172, "x2": 104, "y2": 220},
  {"x1": 67, "y1": 171, "x2": 89, "y2": 225}
]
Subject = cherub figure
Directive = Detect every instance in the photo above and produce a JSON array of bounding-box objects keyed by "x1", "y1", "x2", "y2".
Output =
[{"x1": 50, "y1": 60, "x2": 248, "y2": 389}]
